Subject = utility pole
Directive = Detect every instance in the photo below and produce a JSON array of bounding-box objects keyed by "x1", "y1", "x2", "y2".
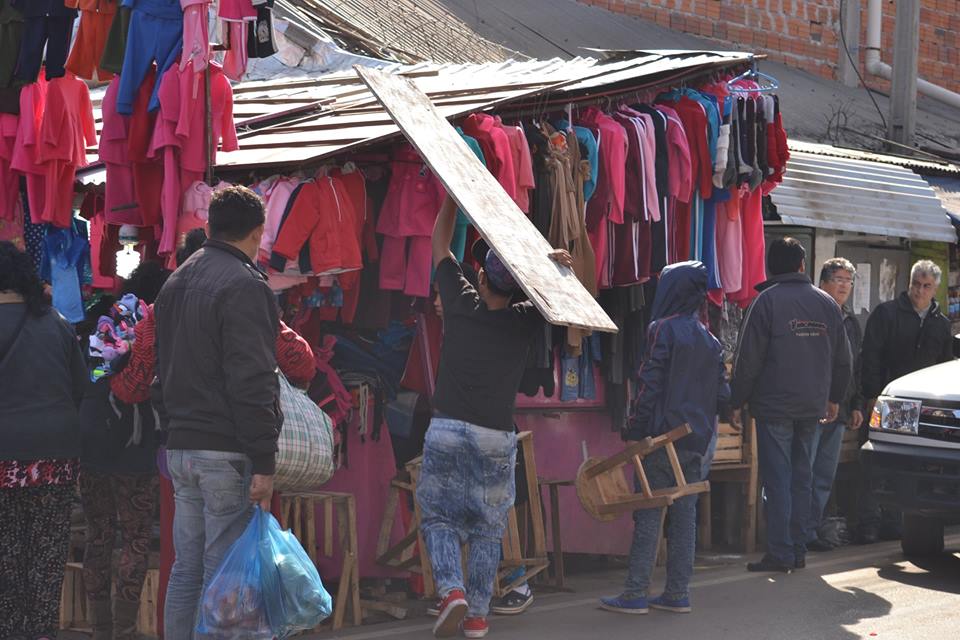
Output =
[
  {"x1": 837, "y1": 0, "x2": 861, "y2": 88},
  {"x1": 888, "y1": 0, "x2": 920, "y2": 149}
]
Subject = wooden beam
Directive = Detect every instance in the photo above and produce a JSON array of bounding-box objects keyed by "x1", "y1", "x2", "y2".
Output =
[{"x1": 355, "y1": 66, "x2": 617, "y2": 333}]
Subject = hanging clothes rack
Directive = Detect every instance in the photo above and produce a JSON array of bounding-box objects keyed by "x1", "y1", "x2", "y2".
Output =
[{"x1": 727, "y1": 56, "x2": 780, "y2": 93}]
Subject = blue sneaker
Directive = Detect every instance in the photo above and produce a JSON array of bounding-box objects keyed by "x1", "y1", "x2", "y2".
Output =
[
  {"x1": 599, "y1": 594, "x2": 648, "y2": 614},
  {"x1": 649, "y1": 594, "x2": 691, "y2": 613}
]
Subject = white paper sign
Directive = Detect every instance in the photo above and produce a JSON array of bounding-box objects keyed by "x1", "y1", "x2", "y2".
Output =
[
  {"x1": 854, "y1": 263, "x2": 871, "y2": 314},
  {"x1": 879, "y1": 259, "x2": 898, "y2": 303}
]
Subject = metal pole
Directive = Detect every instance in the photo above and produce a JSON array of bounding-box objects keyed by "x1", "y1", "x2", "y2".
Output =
[
  {"x1": 205, "y1": 63, "x2": 214, "y2": 185},
  {"x1": 888, "y1": 0, "x2": 920, "y2": 149}
]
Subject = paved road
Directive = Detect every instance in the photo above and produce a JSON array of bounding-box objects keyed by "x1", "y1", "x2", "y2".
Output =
[{"x1": 309, "y1": 534, "x2": 960, "y2": 640}]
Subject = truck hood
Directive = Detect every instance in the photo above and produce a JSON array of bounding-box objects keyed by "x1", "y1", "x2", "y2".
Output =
[{"x1": 884, "y1": 360, "x2": 960, "y2": 402}]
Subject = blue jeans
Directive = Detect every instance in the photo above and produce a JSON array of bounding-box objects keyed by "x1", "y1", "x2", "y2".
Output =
[
  {"x1": 806, "y1": 421, "x2": 845, "y2": 543},
  {"x1": 416, "y1": 418, "x2": 517, "y2": 617},
  {"x1": 164, "y1": 449, "x2": 253, "y2": 639},
  {"x1": 624, "y1": 448, "x2": 703, "y2": 600},
  {"x1": 757, "y1": 419, "x2": 818, "y2": 565}
]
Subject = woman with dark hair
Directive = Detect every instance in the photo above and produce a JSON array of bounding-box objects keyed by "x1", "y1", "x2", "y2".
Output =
[
  {"x1": 78, "y1": 260, "x2": 171, "y2": 640},
  {"x1": 0, "y1": 241, "x2": 87, "y2": 640}
]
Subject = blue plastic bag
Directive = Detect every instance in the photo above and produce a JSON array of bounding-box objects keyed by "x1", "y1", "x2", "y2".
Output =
[
  {"x1": 259, "y1": 508, "x2": 333, "y2": 637},
  {"x1": 197, "y1": 507, "x2": 333, "y2": 639}
]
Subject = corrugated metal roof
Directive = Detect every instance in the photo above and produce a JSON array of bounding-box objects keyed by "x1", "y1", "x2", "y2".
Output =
[
  {"x1": 787, "y1": 140, "x2": 960, "y2": 177},
  {"x1": 770, "y1": 151, "x2": 957, "y2": 243},
  {"x1": 212, "y1": 50, "x2": 751, "y2": 171}
]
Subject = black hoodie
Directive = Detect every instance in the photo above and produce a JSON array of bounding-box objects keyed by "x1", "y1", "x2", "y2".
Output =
[{"x1": 626, "y1": 262, "x2": 730, "y2": 454}]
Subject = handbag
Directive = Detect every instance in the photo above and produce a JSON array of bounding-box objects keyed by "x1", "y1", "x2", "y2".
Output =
[{"x1": 274, "y1": 371, "x2": 335, "y2": 491}]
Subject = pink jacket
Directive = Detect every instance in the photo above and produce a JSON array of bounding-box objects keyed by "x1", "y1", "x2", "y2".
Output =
[
  {"x1": 580, "y1": 106, "x2": 627, "y2": 228},
  {"x1": 461, "y1": 113, "x2": 516, "y2": 201}
]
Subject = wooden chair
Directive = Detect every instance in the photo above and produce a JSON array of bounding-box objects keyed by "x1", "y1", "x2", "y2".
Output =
[
  {"x1": 374, "y1": 431, "x2": 549, "y2": 598},
  {"x1": 700, "y1": 419, "x2": 759, "y2": 552},
  {"x1": 279, "y1": 491, "x2": 361, "y2": 631},
  {"x1": 575, "y1": 425, "x2": 709, "y2": 521}
]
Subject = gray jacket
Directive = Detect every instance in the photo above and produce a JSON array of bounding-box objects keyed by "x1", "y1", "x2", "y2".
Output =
[{"x1": 731, "y1": 273, "x2": 852, "y2": 420}]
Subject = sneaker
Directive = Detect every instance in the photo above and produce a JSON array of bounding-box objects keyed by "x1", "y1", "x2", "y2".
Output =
[
  {"x1": 462, "y1": 616, "x2": 489, "y2": 638},
  {"x1": 426, "y1": 598, "x2": 441, "y2": 617},
  {"x1": 806, "y1": 538, "x2": 834, "y2": 552},
  {"x1": 490, "y1": 589, "x2": 534, "y2": 615},
  {"x1": 599, "y1": 594, "x2": 649, "y2": 614},
  {"x1": 432, "y1": 588, "x2": 468, "y2": 638},
  {"x1": 649, "y1": 594, "x2": 691, "y2": 613},
  {"x1": 746, "y1": 555, "x2": 793, "y2": 573},
  {"x1": 795, "y1": 555, "x2": 806, "y2": 569}
]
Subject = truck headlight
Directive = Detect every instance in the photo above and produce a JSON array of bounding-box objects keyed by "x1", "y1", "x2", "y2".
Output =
[{"x1": 869, "y1": 397, "x2": 921, "y2": 435}]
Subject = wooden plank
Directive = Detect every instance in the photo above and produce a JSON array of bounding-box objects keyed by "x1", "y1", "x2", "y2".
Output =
[
  {"x1": 665, "y1": 443, "x2": 687, "y2": 488},
  {"x1": 355, "y1": 66, "x2": 617, "y2": 333},
  {"x1": 324, "y1": 497, "x2": 334, "y2": 557},
  {"x1": 632, "y1": 455, "x2": 653, "y2": 498},
  {"x1": 519, "y1": 433, "x2": 547, "y2": 557}
]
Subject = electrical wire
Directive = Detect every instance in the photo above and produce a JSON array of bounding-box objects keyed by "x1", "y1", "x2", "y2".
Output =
[{"x1": 839, "y1": 0, "x2": 887, "y2": 131}]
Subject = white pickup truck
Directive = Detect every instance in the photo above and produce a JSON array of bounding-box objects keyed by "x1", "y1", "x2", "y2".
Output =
[{"x1": 861, "y1": 359, "x2": 960, "y2": 555}]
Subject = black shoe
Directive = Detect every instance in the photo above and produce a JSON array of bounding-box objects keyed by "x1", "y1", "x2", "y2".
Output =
[
  {"x1": 746, "y1": 555, "x2": 793, "y2": 573},
  {"x1": 855, "y1": 527, "x2": 879, "y2": 545},
  {"x1": 795, "y1": 556, "x2": 806, "y2": 569},
  {"x1": 491, "y1": 589, "x2": 534, "y2": 615},
  {"x1": 806, "y1": 538, "x2": 834, "y2": 552}
]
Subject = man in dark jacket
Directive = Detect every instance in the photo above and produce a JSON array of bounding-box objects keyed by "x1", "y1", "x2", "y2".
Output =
[
  {"x1": 154, "y1": 186, "x2": 282, "y2": 638},
  {"x1": 857, "y1": 259, "x2": 954, "y2": 542},
  {"x1": 805, "y1": 258, "x2": 864, "y2": 553},
  {"x1": 600, "y1": 261, "x2": 729, "y2": 615},
  {"x1": 731, "y1": 238, "x2": 852, "y2": 573}
]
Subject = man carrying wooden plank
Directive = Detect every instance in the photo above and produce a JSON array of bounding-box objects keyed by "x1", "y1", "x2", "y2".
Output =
[
  {"x1": 416, "y1": 195, "x2": 572, "y2": 639},
  {"x1": 598, "y1": 261, "x2": 729, "y2": 616}
]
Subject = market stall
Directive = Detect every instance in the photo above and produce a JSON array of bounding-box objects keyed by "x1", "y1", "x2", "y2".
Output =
[{"x1": 0, "y1": 5, "x2": 794, "y2": 629}]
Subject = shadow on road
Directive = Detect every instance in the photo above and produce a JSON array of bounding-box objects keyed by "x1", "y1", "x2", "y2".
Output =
[{"x1": 876, "y1": 551, "x2": 960, "y2": 596}]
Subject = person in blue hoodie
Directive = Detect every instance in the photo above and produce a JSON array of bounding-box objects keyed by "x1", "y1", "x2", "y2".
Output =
[{"x1": 600, "y1": 261, "x2": 729, "y2": 616}]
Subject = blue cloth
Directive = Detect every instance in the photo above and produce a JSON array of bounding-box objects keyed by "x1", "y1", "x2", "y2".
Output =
[
  {"x1": 806, "y1": 420, "x2": 845, "y2": 543},
  {"x1": 626, "y1": 262, "x2": 729, "y2": 453},
  {"x1": 454, "y1": 127, "x2": 485, "y2": 260},
  {"x1": 116, "y1": 4, "x2": 183, "y2": 114},
  {"x1": 702, "y1": 198, "x2": 720, "y2": 290},
  {"x1": 43, "y1": 226, "x2": 88, "y2": 323},
  {"x1": 624, "y1": 448, "x2": 702, "y2": 599},
  {"x1": 556, "y1": 119, "x2": 599, "y2": 201},
  {"x1": 417, "y1": 417, "x2": 517, "y2": 617},
  {"x1": 756, "y1": 419, "x2": 818, "y2": 565}
]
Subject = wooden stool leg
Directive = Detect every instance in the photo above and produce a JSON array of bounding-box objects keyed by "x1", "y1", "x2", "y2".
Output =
[
  {"x1": 346, "y1": 497, "x2": 361, "y2": 627},
  {"x1": 654, "y1": 508, "x2": 668, "y2": 567},
  {"x1": 549, "y1": 484, "x2": 565, "y2": 588}
]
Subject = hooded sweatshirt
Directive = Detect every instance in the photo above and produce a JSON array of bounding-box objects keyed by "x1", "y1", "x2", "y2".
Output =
[{"x1": 626, "y1": 261, "x2": 730, "y2": 454}]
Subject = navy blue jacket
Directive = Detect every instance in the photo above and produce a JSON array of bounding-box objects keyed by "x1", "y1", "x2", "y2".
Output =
[
  {"x1": 625, "y1": 262, "x2": 730, "y2": 454},
  {"x1": 731, "y1": 272, "x2": 852, "y2": 420}
]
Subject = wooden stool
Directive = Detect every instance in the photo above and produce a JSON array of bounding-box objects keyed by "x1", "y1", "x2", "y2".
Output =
[
  {"x1": 375, "y1": 431, "x2": 550, "y2": 598},
  {"x1": 60, "y1": 564, "x2": 160, "y2": 637},
  {"x1": 576, "y1": 425, "x2": 709, "y2": 521},
  {"x1": 536, "y1": 478, "x2": 573, "y2": 590},
  {"x1": 279, "y1": 491, "x2": 360, "y2": 631}
]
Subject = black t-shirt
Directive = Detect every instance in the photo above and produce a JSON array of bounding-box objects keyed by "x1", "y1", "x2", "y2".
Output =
[{"x1": 432, "y1": 258, "x2": 541, "y2": 431}]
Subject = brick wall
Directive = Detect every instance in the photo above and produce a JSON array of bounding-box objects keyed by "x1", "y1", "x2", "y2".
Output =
[{"x1": 579, "y1": 0, "x2": 960, "y2": 93}]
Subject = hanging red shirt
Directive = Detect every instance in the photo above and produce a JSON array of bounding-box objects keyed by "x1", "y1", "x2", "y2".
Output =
[{"x1": 461, "y1": 113, "x2": 517, "y2": 201}]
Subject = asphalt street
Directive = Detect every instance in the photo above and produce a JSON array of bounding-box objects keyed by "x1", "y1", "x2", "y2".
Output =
[{"x1": 308, "y1": 533, "x2": 960, "y2": 640}]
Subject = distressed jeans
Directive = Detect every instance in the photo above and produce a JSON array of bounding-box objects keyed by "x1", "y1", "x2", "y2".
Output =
[
  {"x1": 805, "y1": 421, "x2": 845, "y2": 543},
  {"x1": 416, "y1": 417, "x2": 517, "y2": 617},
  {"x1": 757, "y1": 419, "x2": 818, "y2": 565},
  {"x1": 164, "y1": 449, "x2": 253, "y2": 639},
  {"x1": 624, "y1": 448, "x2": 703, "y2": 600}
]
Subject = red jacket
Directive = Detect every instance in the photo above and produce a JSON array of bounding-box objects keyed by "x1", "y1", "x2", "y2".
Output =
[{"x1": 271, "y1": 176, "x2": 362, "y2": 276}]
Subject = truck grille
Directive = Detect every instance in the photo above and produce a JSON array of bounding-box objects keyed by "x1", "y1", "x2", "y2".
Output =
[{"x1": 918, "y1": 406, "x2": 960, "y2": 444}]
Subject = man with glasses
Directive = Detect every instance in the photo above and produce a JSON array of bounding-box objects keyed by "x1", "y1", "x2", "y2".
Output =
[
  {"x1": 805, "y1": 259, "x2": 863, "y2": 552},
  {"x1": 858, "y1": 259, "x2": 954, "y2": 543}
]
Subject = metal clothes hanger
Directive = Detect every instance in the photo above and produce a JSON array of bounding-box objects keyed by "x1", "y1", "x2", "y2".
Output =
[{"x1": 727, "y1": 57, "x2": 780, "y2": 93}]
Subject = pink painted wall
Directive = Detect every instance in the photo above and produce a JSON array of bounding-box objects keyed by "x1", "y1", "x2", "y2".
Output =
[{"x1": 516, "y1": 410, "x2": 634, "y2": 555}]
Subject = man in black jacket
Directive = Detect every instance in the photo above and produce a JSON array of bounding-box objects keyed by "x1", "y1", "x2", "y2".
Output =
[
  {"x1": 856, "y1": 259, "x2": 954, "y2": 542},
  {"x1": 731, "y1": 238, "x2": 852, "y2": 573},
  {"x1": 154, "y1": 186, "x2": 282, "y2": 638}
]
